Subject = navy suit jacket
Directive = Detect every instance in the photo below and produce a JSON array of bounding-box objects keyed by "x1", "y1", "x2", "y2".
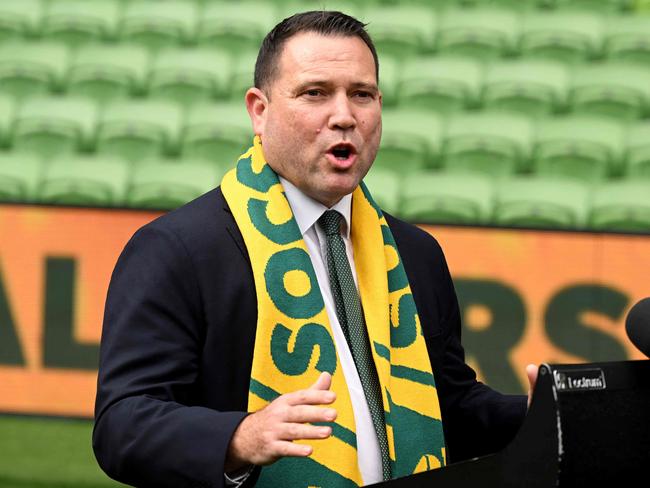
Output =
[{"x1": 93, "y1": 187, "x2": 526, "y2": 488}]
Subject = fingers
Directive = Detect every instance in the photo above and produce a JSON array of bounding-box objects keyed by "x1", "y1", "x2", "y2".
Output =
[
  {"x1": 526, "y1": 363, "x2": 539, "y2": 388},
  {"x1": 285, "y1": 387, "x2": 336, "y2": 406},
  {"x1": 526, "y1": 363, "x2": 539, "y2": 409},
  {"x1": 272, "y1": 440, "x2": 313, "y2": 458},
  {"x1": 280, "y1": 422, "x2": 332, "y2": 441},
  {"x1": 286, "y1": 404, "x2": 337, "y2": 424},
  {"x1": 311, "y1": 371, "x2": 332, "y2": 391},
  {"x1": 226, "y1": 375, "x2": 339, "y2": 468}
]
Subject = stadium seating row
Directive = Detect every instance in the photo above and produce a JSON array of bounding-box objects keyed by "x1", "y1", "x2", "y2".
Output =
[
  {"x1": 0, "y1": 96, "x2": 252, "y2": 164},
  {"x1": 1, "y1": 0, "x2": 649, "y2": 64},
  {"x1": 0, "y1": 152, "x2": 224, "y2": 210},
  {"x1": 2, "y1": 40, "x2": 650, "y2": 121},
  {"x1": 1, "y1": 152, "x2": 648, "y2": 232},
  {"x1": 385, "y1": 57, "x2": 650, "y2": 121},
  {"x1": 377, "y1": 110, "x2": 650, "y2": 181},
  {"x1": 0, "y1": 41, "x2": 252, "y2": 104},
  {"x1": 364, "y1": 6, "x2": 650, "y2": 63},
  {"x1": 365, "y1": 169, "x2": 650, "y2": 232},
  {"x1": 1, "y1": 94, "x2": 649, "y2": 182}
]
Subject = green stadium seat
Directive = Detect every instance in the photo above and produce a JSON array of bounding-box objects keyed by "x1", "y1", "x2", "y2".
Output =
[
  {"x1": 376, "y1": 55, "x2": 399, "y2": 107},
  {"x1": 625, "y1": 122, "x2": 650, "y2": 179},
  {"x1": 0, "y1": 0, "x2": 44, "y2": 41},
  {"x1": 120, "y1": 0, "x2": 199, "y2": 51},
  {"x1": 569, "y1": 63, "x2": 650, "y2": 121},
  {"x1": 362, "y1": 6, "x2": 437, "y2": 58},
  {"x1": 604, "y1": 16, "x2": 650, "y2": 65},
  {"x1": 436, "y1": 8, "x2": 519, "y2": 61},
  {"x1": 281, "y1": 0, "x2": 363, "y2": 16},
  {"x1": 0, "y1": 153, "x2": 43, "y2": 202},
  {"x1": 375, "y1": 109, "x2": 443, "y2": 171},
  {"x1": 127, "y1": 160, "x2": 223, "y2": 209},
  {"x1": 66, "y1": 44, "x2": 150, "y2": 104},
  {"x1": 442, "y1": 111, "x2": 534, "y2": 178},
  {"x1": 11, "y1": 96, "x2": 98, "y2": 159},
  {"x1": 362, "y1": 167, "x2": 401, "y2": 215},
  {"x1": 96, "y1": 100, "x2": 183, "y2": 163},
  {"x1": 0, "y1": 42, "x2": 69, "y2": 100},
  {"x1": 0, "y1": 95, "x2": 15, "y2": 148},
  {"x1": 41, "y1": 0, "x2": 121, "y2": 47},
  {"x1": 482, "y1": 60, "x2": 569, "y2": 117},
  {"x1": 519, "y1": 11, "x2": 603, "y2": 64},
  {"x1": 148, "y1": 47, "x2": 231, "y2": 105},
  {"x1": 398, "y1": 56, "x2": 483, "y2": 114},
  {"x1": 400, "y1": 171, "x2": 494, "y2": 224},
  {"x1": 181, "y1": 102, "x2": 252, "y2": 165},
  {"x1": 39, "y1": 155, "x2": 130, "y2": 206},
  {"x1": 323, "y1": 1, "x2": 368, "y2": 13},
  {"x1": 475, "y1": 0, "x2": 538, "y2": 11},
  {"x1": 197, "y1": 2, "x2": 277, "y2": 55},
  {"x1": 494, "y1": 176, "x2": 590, "y2": 229},
  {"x1": 228, "y1": 49, "x2": 257, "y2": 102},
  {"x1": 552, "y1": 0, "x2": 631, "y2": 13},
  {"x1": 532, "y1": 115, "x2": 626, "y2": 182},
  {"x1": 589, "y1": 181, "x2": 650, "y2": 233}
]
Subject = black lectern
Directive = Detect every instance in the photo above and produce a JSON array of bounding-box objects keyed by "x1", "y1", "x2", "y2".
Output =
[{"x1": 374, "y1": 360, "x2": 650, "y2": 487}]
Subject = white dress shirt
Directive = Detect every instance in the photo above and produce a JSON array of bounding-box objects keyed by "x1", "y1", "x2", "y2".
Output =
[{"x1": 280, "y1": 177, "x2": 383, "y2": 485}]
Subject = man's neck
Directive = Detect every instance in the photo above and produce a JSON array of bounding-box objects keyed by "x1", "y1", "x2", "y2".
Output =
[{"x1": 279, "y1": 176, "x2": 352, "y2": 239}]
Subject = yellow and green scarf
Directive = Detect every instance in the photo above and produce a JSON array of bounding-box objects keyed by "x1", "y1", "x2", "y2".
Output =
[{"x1": 221, "y1": 136, "x2": 445, "y2": 487}]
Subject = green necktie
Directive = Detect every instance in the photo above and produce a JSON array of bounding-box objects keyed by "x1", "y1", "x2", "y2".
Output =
[{"x1": 317, "y1": 209, "x2": 392, "y2": 481}]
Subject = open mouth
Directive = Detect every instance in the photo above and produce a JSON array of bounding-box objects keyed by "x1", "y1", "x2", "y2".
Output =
[{"x1": 329, "y1": 143, "x2": 356, "y2": 161}]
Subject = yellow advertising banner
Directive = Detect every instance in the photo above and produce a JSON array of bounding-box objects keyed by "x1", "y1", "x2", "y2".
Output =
[
  {"x1": 0, "y1": 205, "x2": 648, "y2": 417},
  {"x1": 423, "y1": 225, "x2": 650, "y2": 394},
  {"x1": 0, "y1": 205, "x2": 162, "y2": 417}
]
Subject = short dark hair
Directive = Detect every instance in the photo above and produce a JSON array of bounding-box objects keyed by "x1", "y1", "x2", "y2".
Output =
[{"x1": 254, "y1": 10, "x2": 379, "y2": 92}]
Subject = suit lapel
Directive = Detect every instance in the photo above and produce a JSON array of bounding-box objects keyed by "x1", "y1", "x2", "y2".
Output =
[{"x1": 216, "y1": 186, "x2": 250, "y2": 262}]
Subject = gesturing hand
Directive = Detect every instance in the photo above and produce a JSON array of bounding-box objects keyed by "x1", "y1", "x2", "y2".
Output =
[
  {"x1": 526, "y1": 363, "x2": 539, "y2": 409},
  {"x1": 225, "y1": 372, "x2": 338, "y2": 472}
]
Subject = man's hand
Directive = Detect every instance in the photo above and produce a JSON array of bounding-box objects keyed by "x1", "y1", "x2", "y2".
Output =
[
  {"x1": 225, "y1": 372, "x2": 338, "y2": 472},
  {"x1": 526, "y1": 363, "x2": 539, "y2": 409}
]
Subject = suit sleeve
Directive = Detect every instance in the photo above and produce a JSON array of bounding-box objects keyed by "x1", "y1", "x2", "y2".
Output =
[{"x1": 93, "y1": 224, "x2": 254, "y2": 488}]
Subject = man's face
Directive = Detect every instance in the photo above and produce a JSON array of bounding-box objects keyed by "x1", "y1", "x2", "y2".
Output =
[{"x1": 246, "y1": 32, "x2": 382, "y2": 207}]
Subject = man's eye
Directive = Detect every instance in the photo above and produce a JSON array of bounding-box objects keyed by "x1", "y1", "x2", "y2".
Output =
[
  {"x1": 354, "y1": 91, "x2": 374, "y2": 100},
  {"x1": 304, "y1": 89, "x2": 322, "y2": 97}
]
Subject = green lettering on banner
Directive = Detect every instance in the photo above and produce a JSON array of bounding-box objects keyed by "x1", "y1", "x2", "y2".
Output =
[
  {"x1": 0, "y1": 264, "x2": 25, "y2": 365},
  {"x1": 455, "y1": 279, "x2": 526, "y2": 394},
  {"x1": 43, "y1": 257, "x2": 99, "y2": 370},
  {"x1": 545, "y1": 285, "x2": 629, "y2": 362}
]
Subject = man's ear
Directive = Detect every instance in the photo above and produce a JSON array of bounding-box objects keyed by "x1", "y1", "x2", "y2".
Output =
[{"x1": 245, "y1": 87, "x2": 269, "y2": 137}]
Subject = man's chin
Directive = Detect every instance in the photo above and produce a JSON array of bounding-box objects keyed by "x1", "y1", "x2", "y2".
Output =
[{"x1": 320, "y1": 184, "x2": 361, "y2": 207}]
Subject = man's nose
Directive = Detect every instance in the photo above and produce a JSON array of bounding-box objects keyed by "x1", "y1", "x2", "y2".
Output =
[{"x1": 328, "y1": 93, "x2": 356, "y2": 131}]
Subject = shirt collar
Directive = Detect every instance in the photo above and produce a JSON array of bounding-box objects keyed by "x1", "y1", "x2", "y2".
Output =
[{"x1": 279, "y1": 176, "x2": 352, "y2": 239}]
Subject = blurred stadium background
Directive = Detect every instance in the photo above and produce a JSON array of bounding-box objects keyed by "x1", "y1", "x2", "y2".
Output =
[{"x1": 1, "y1": 0, "x2": 649, "y2": 486}]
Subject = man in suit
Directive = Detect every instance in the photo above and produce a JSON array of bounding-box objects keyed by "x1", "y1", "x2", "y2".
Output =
[{"x1": 93, "y1": 10, "x2": 536, "y2": 488}]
